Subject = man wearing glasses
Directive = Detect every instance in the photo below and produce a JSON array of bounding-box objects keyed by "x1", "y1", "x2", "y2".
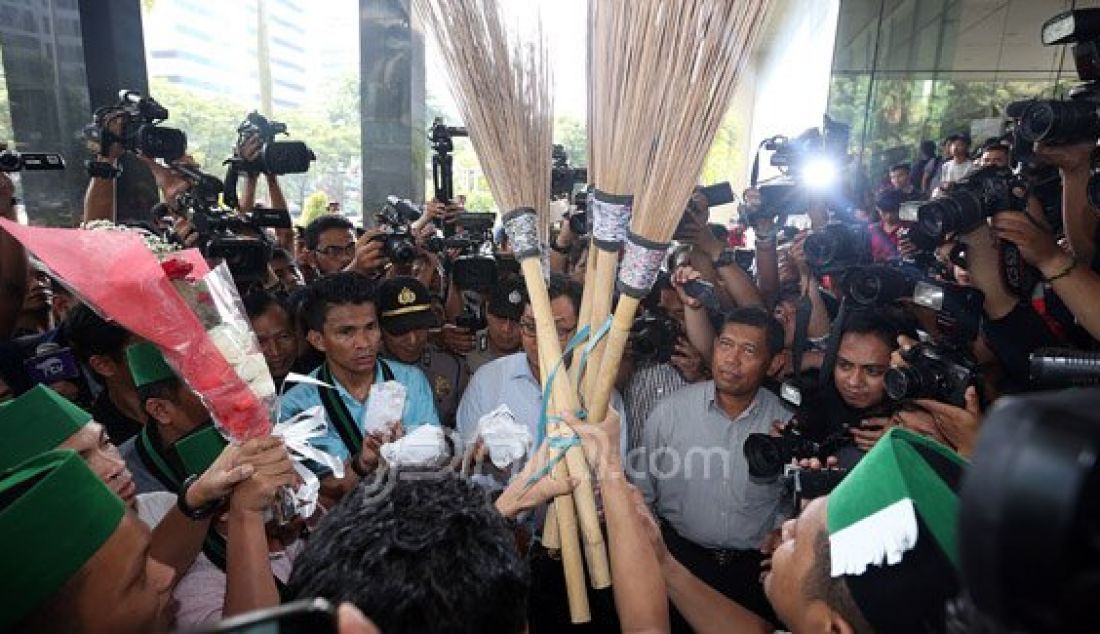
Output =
[
  {"x1": 457, "y1": 273, "x2": 629, "y2": 482},
  {"x1": 303, "y1": 215, "x2": 357, "y2": 276}
]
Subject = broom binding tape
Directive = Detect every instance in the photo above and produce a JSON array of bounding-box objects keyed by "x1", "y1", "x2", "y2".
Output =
[
  {"x1": 617, "y1": 231, "x2": 669, "y2": 299},
  {"x1": 591, "y1": 189, "x2": 633, "y2": 252},
  {"x1": 502, "y1": 207, "x2": 541, "y2": 260}
]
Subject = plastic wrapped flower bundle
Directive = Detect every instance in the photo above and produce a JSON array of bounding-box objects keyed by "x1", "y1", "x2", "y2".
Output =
[{"x1": 0, "y1": 219, "x2": 269, "y2": 439}]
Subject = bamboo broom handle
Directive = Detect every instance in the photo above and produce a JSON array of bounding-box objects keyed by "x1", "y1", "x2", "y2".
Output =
[
  {"x1": 570, "y1": 243, "x2": 599, "y2": 389},
  {"x1": 537, "y1": 344, "x2": 563, "y2": 552},
  {"x1": 587, "y1": 294, "x2": 641, "y2": 425},
  {"x1": 520, "y1": 257, "x2": 612, "y2": 589},
  {"x1": 536, "y1": 329, "x2": 590, "y2": 621},
  {"x1": 582, "y1": 248, "x2": 619, "y2": 401}
]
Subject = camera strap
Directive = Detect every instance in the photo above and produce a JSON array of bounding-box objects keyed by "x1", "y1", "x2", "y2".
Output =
[
  {"x1": 791, "y1": 295, "x2": 814, "y2": 379},
  {"x1": 318, "y1": 361, "x2": 395, "y2": 456},
  {"x1": 818, "y1": 297, "x2": 850, "y2": 389}
]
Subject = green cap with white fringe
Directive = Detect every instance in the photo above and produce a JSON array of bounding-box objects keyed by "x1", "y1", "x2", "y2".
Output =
[{"x1": 826, "y1": 427, "x2": 967, "y2": 633}]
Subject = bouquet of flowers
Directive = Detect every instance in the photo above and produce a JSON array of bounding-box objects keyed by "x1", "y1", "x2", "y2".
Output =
[{"x1": 0, "y1": 220, "x2": 269, "y2": 439}]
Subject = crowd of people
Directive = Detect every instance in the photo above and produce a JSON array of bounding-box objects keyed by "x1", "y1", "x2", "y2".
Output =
[{"x1": 0, "y1": 83, "x2": 1097, "y2": 633}]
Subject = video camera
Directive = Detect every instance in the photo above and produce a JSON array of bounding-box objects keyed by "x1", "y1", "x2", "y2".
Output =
[
  {"x1": 551, "y1": 145, "x2": 588, "y2": 199},
  {"x1": 174, "y1": 165, "x2": 287, "y2": 285},
  {"x1": 884, "y1": 341, "x2": 979, "y2": 408},
  {"x1": 223, "y1": 111, "x2": 315, "y2": 209},
  {"x1": 1010, "y1": 10, "x2": 1100, "y2": 146},
  {"x1": 430, "y1": 118, "x2": 468, "y2": 204},
  {"x1": 90, "y1": 90, "x2": 187, "y2": 161},
  {"x1": 752, "y1": 114, "x2": 853, "y2": 218},
  {"x1": 0, "y1": 146, "x2": 65, "y2": 173},
  {"x1": 435, "y1": 212, "x2": 500, "y2": 292}
]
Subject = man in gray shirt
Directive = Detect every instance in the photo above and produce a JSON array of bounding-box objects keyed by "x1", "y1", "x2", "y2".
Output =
[{"x1": 632, "y1": 306, "x2": 792, "y2": 628}]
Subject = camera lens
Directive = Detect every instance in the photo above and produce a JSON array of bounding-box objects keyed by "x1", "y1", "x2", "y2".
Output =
[
  {"x1": 804, "y1": 230, "x2": 839, "y2": 268},
  {"x1": 845, "y1": 266, "x2": 913, "y2": 306},
  {"x1": 0, "y1": 151, "x2": 20, "y2": 172},
  {"x1": 1020, "y1": 100, "x2": 1100, "y2": 144},
  {"x1": 385, "y1": 237, "x2": 417, "y2": 265},
  {"x1": 885, "y1": 366, "x2": 922, "y2": 400},
  {"x1": 744, "y1": 433, "x2": 785, "y2": 479}
]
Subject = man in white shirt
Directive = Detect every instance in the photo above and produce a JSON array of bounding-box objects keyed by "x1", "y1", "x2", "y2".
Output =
[{"x1": 939, "y1": 134, "x2": 975, "y2": 185}]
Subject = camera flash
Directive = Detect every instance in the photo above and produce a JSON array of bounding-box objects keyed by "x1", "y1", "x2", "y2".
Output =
[{"x1": 913, "y1": 281, "x2": 945, "y2": 311}]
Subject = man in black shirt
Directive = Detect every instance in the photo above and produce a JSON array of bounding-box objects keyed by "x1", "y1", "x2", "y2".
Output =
[{"x1": 67, "y1": 303, "x2": 146, "y2": 443}]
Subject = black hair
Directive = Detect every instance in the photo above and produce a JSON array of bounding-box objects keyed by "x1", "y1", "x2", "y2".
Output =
[
  {"x1": 243, "y1": 288, "x2": 289, "y2": 320},
  {"x1": 721, "y1": 306, "x2": 784, "y2": 356},
  {"x1": 889, "y1": 162, "x2": 910, "y2": 174},
  {"x1": 299, "y1": 272, "x2": 376, "y2": 333},
  {"x1": 136, "y1": 377, "x2": 183, "y2": 408},
  {"x1": 65, "y1": 304, "x2": 130, "y2": 371},
  {"x1": 875, "y1": 188, "x2": 903, "y2": 213},
  {"x1": 288, "y1": 472, "x2": 528, "y2": 634},
  {"x1": 540, "y1": 273, "x2": 583, "y2": 319},
  {"x1": 842, "y1": 312, "x2": 901, "y2": 352},
  {"x1": 805, "y1": 528, "x2": 874, "y2": 633},
  {"x1": 304, "y1": 215, "x2": 354, "y2": 250}
]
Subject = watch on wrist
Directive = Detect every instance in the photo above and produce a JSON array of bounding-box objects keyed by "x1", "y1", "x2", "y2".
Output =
[
  {"x1": 714, "y1": 249, "x2": 738, "y2": 269},
  {"x1": 84, "y1": 159, "x2": 122, "y2": 180},
  {"x1": 177, "y1": 474, "x2": 222, "y2": 520}
]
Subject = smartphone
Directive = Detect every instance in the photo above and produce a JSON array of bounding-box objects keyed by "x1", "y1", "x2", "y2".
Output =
[{"x1": 196, "y1": 598, "x2": 337, "y2": 634}]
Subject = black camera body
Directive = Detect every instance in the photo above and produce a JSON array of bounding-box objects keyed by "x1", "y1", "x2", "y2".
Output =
[
  {"x1": 885, "y1": 342, "x2": 978, "y2": 408},
  {"x1": 804, "y1": 221, "x2": 872, "y2": 276},
  {"x1": 0, "y1": 149, "x2": 65, "y2": 173},
  {"x1": 430, "y1": 118, "x2": 468, "y2": 204},
  {"x1": 914, "y1": 166, "x2": 1026, "y2": 242},
  {"x1": 223, "y1": 112, "x2": 314, "y2": 209},
  {"x1": 630, "y1": 309, "x2": 682, "y2": 364},
  {"x1": 374, "y1": 201, "x2": 420, "y2": 267},
  {"x1": 744, "y1": 419, "x2": 855, "y2": 480},
  {"x1": 551, "y1": 144, "x2": 588, "y2": 199},
  {"x1": 1012, "y1": 9, "x2": 1100, "y2": 146},
  {"x1": 95, "y1": 90, "x2": 187, "y2": 161}
]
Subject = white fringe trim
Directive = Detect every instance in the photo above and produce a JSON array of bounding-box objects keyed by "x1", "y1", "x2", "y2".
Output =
[{"x1": 829, "y1": 498, "x2": 918, "y2": 577}]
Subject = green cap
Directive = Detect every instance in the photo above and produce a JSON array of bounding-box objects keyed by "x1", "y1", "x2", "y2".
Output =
[
  {"x1": 826, "y1": 427, "x2": 968, "y2": 632},
  {"x1": 176, "y1": 425, "x2": 229, "y2": 476},
  {"x1": 0, "y1": 449, "x2": 126, "y2": 629},
  {"x1": 125, "y1": 341, "x2": 177, "y2": 389},
  {"x1": 0, "y1": 385, "x2": 91, "y2": 472}
]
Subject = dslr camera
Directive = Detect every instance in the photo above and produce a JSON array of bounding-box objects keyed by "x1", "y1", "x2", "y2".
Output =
[
  {"x1": 90, "y1": 90, "x2": 187, "y2": 161},
  {"x1": 630, "y1": 308, "x2": 683, "y2": 364},
  {"x1": 884, "y1": 341, "x2": 979, "y2": 408},
  {"x1": 373, "y1": 197, "x2": 422, "y2": 266},
  {"x1": 0, "y1": 146, "x2": 65, "y2": 173},
  {"x1": 803, "y1": 219, "x2": 872, "y2": 276},
  {"x1": 1012, "y1": 9, "x2": 1100, "y2": 146}
]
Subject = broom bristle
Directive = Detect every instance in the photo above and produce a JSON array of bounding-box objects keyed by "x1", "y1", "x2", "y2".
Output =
[
  {"x1": 591, "y1": 0, "x2": 772, "y2": 239},
  {"x1": 416, "y1": 0, "x2": 554, "y2": 237}
]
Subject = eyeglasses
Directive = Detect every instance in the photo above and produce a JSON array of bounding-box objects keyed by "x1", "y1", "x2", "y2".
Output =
[
  {"x1": 315, "y1": 243, "x2": 356, "y2": 258},
  {"x1": 519, "y1": 319, "x2": 576, "y2": 339}
]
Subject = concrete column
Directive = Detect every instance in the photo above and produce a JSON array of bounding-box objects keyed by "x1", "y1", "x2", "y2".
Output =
[{"x1": 360, "y1": 0, "x2": 426, "y2": 225}]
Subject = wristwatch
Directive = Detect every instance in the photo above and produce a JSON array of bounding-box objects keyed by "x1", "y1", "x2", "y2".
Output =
[
  {"x1": 714, "y1": 249, "x2": 738, "y2": 269},
  {"x1": 177, "y1": 474, "x2": 223, "y2": 520}
]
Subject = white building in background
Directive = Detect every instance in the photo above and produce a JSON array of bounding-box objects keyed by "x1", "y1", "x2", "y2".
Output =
[{"x1": 143, "y1": 0, "x2": 310, "y2": 111}]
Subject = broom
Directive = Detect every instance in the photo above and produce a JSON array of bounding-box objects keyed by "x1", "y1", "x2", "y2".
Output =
[
  {"x1": 415, "y1": 0, "x2": 608, "y2": 621},
  {"x1": 585, "y1": 0, "x2": 773, "y2": 425}
]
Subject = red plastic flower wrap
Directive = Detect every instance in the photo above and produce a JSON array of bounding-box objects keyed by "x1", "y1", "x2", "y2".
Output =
[{"x1": 0, "y1": 219, "x2": 270, "y2": 439}]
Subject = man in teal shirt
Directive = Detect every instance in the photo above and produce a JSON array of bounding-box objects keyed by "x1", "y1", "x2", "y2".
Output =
[{"x1": 280, "y1": 272, "x2": 439, "y2": 492}]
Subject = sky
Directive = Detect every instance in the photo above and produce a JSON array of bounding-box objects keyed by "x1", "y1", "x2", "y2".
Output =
[{"x1": 424, "y1": 0, "x2": 589, "y2": 121}]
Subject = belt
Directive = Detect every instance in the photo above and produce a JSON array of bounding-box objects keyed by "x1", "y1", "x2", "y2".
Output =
[{"x1": 660, "y1": 518, "x2": 757, "y2": 567}]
